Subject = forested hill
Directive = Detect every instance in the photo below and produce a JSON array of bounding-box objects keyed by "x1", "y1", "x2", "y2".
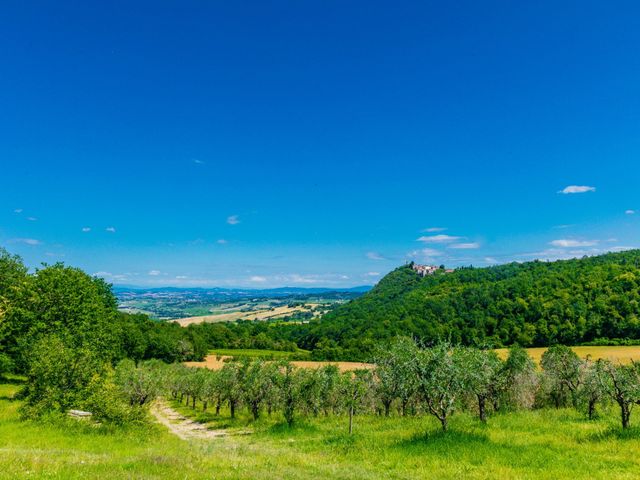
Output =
[{"x1": 301, "y1": 250, "x2": 640, "y2": 360}]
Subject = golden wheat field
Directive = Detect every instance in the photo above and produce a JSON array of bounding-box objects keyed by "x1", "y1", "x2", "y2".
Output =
[
  {"x1": 185, "y1": 354, "x2": 373, "y2": 372},
  {"x1": 495, "y1": 345, "x2": 640, "y2": 364}
]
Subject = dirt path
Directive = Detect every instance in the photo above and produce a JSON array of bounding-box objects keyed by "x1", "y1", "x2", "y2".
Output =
[{"x1": 150, "y1": 399, "x2": 228, "y2": 440}]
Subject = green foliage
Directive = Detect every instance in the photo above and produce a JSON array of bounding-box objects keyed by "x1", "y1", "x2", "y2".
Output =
[
  {"x1": 299, "y1": 251, "x2": 640, "y2": 360},
  {"x1": 540, "y1": 345, "x2": 584, "y2": 408},
  {"x1": 20, "y1": 335, "x2": 111, "y2": 417}
]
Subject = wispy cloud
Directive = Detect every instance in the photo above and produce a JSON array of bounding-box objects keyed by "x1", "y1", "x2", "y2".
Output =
[
  {"x1": 227, "y1": 215, "x2": 240, "y2": 225},
  {"x1": 449, "y1": 242, "x2": 480, "y2": 249},
  {"x1": 366, "y1": 251, "x2": 385, "y2": 260},
  {"x1": 148, "y1": 270, "x2": 162, "y2": 276},
  {"x1": 82, "y1": 227, "x2": 91, "y2": 232},
  {"x1": 366, "y1": 272, "x2": 380, "y2": 277},
  {"x1": 27, "y1": 216, "x2": 37, "y2": 221},
  {"x1": 417, "y1": 234, "x2": 461, "y2": 243},
  {"x1": 106, "y1": 227, "x2": 116, "y2": 233},
  {"x1": 176, "y1": 275, "x2": 188, "y2": 279},
  {"x1": 423, "y1": 227, "x2": 446, "y2": 232},
  {"x1": 9, "y1": 238, "x2": 42, "y2": 246},
  {"x1": 559, "y1": 185, "x2": 596, "y2": 194},
  {"x1": 549, "y1": 239, "x2": 599, "y2": 248},
  {"x1": 13, "y1": 208, "x2": 23, "y2": 214},
  {"x1": 217, "y1": 239, "x2": 228, "y2": 245},
  {"x1": 193, "y1": 159, "x2": 205, "y2": 165},
  {"x1": 626, "y1": 210, "x2": 636, "y2": 215},
  {"x1": 249, "y1": 275, "x2": 267, "y2": 282},
  {"x1": 407, "y1": 248, "x2": 442, "y2": 261}
]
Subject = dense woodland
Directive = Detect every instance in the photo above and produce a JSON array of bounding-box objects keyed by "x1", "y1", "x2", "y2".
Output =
[{"x1": 297, "y1": 251, "x2": 640, "y2": 360}]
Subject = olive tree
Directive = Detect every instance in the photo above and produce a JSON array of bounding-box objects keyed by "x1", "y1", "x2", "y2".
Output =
[
  {"x1": 459, "y1": 347, "x2": 503, "y2": 422},
  {"x1": 372, "y1": 336, "x2": 418, "y2": 416},
  {"x1": 578, "y1": 359, "x2": 608, "y2": 420},
  {"x1": 414, "y1": 343, "x2": 466, "y2": 432},
  {"x1": 277, "y1": 362, "x2": 303, "y2": 427},
  {"x1": 219, "y1": 362, "x2": 243, "y2": 418},
  {"x1": 540, "y1": 345, "x2": 584, "y2": 408},
  {"x1": 317, "y1": 364, "x2": 341, "y2": 416},
  {"x1": 501, "y1": 345, "x2": 538, "y2": 410},
  {"x1": 599, "y1": 360, "x2": 640, "y2": 429},
  {"x1": 341, "y1": 369, "x2": 374, "y2": 434},
  {"x1": 114, "y1": 359, "x2": 160, "y2": 407}
]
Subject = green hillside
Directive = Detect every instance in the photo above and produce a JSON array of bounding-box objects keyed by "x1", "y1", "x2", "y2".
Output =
[{"x1": 300, "y1": 250, "x2": 640, "y2": 360}]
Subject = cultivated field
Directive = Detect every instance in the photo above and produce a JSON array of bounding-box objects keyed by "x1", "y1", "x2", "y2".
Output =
[
  {"x1": 495, "y1": 345, "x2": 640, "y2": 364},
  {"x1": 3, "y1": 380, "x2": 640, "y2": 479},
  {"x1": 186, "y1": 352, "x2": 373, "y2": 372},
  {"x1": 174, "y1": 304, "x2": 323, "y2": 326}
]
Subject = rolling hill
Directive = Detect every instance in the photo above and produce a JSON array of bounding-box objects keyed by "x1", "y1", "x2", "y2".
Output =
[{"x1": 299, "y1": 250, "x2": 640, "y2": 360}]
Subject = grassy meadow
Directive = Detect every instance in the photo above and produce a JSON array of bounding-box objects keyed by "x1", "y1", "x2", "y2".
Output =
[{"x1": 3, "y1": 380, "x2": 640, "y2": 479}]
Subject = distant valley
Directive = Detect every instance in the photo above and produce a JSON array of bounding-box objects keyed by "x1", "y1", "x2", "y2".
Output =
[{"x1": 114, "y1": 285, "x2": 370, "y2": 322}]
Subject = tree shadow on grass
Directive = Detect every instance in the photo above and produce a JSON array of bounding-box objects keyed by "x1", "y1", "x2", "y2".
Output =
[
  {"x1": 395, "y1": 429, "x2": 491, "y2": 454},
  {"x1": 583, "y1": 426, "x2": 640, "y2": 442},
  {"x1": 266, "y1": 420, "x2": 319, "y2": 436},
  {"x1": 0, "y1": 376, "x2": 26, "y2": 385}
]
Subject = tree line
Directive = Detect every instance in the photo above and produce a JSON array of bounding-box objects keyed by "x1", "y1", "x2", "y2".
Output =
[{"x1": 82, "y1": 338, "x2": 640, "y2": 432}]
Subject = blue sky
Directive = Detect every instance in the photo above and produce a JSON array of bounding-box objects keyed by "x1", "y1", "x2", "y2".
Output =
[{"x1": 2, "y1": 1, "x2": 640, "y2": 288}]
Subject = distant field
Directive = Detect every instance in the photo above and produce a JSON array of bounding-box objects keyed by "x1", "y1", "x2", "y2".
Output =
[
  {"x1": 495, "y1": 345, "x2": 640, "y2": 364},
  {"x1": 186, "y1": 352, "x2": 372, "y2": 372},
  {"x1": 174, "y1": 304, "x2": 323, "y2": 326}
]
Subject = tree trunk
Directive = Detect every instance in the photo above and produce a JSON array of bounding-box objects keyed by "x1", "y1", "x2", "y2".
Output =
[
  {"x1": 383, "y1": 400, "x2": 391, "y2": 417},
  {"x1": 230, "y1": 401, "x2": 236, "y2": 419},
  {"x1": 440, "y1": 415, "x2": 448, "y2": 432},
  {"x1": 478, "y1": 395, "x2": 487, "y2": 423},
  {"x1": 588, "y1": 399, "x2": 596, "y2": 420},
  {"x1": 349, "y1": 406, "x2": 354, "y2": 435},
  {"x1": 203, "y1": 401, "x2": 208, "y2": 412},
  {"x1": 620, "y1": 401, "x2": 631, "y2": 429},
  {"x1": 192, "y1": 397, "x2": 196, "y2": 409}
]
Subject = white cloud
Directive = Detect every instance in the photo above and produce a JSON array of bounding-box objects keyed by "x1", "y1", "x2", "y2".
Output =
[
  {"x1": 559, "y1": 185, "x2": 596, "y2": 194},
  {"x1": 176, "y1": 275, "x2": 188, "y2": 279},
  {"x1": 626, "y1": 210, "x2": 636, "y2": 215},
  {"x1": 148, "y1": 270, "x2": 161, "y2": 276},
  {"x1": 250, "y1": 275, "x2": 267, "y2": 283},
  {"x1": 423, "y1": 227, "x2": 446, "y2": 232},
  {"x1": 366, "y1": 272, "x2": 380, "y2": 277},
  {"x1": 484, "y1": 257, "x2": 498, "y2": 264},
  {"x1": 449, "y1": 242, "x2": 480, "y2": 249},
  {"x1": 227, "y1": 215, "x2": 240, "y2": 225},
  {"x1": 366, "y1": 251, "x2": 385, "y2": 261},
  {"x1": 13, "y1": 208, "x2": 23, "y2": 214},
  {"x1": 417, "y1": 234, "x2": 461, "y2": 243},
  {"x1": 82, "y1": 227, "x2": 91, "y2": 232},
  {"x1": 9, "y1": 238, "x2": 41, "y2": 246},
  {"x1": 193, "y1": 159, "x2": 205, "y2": 165},
  {"x1": 27, "y1": 216, "x2": 37, "y2": 221},
  {"x1": 407, "y1": 248, "x2": 442, "y2": 260},
  {"x1": 217, "y1": 239, "x2": 228, "y2": 245},
  {"x1": 549, "y1": 239, "x2": 599, "y2": 248},
  {"x1": 106, "y1": 227, "x2": 116, "y2": 233}
]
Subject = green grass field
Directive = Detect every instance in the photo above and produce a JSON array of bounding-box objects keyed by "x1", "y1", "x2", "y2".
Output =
[
  {"x1": 3, "y1": 379, "x2": 640, "y2": 479},
  {"x1": 209, "y1": 348, "x2": 311, "y2": 359}
]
